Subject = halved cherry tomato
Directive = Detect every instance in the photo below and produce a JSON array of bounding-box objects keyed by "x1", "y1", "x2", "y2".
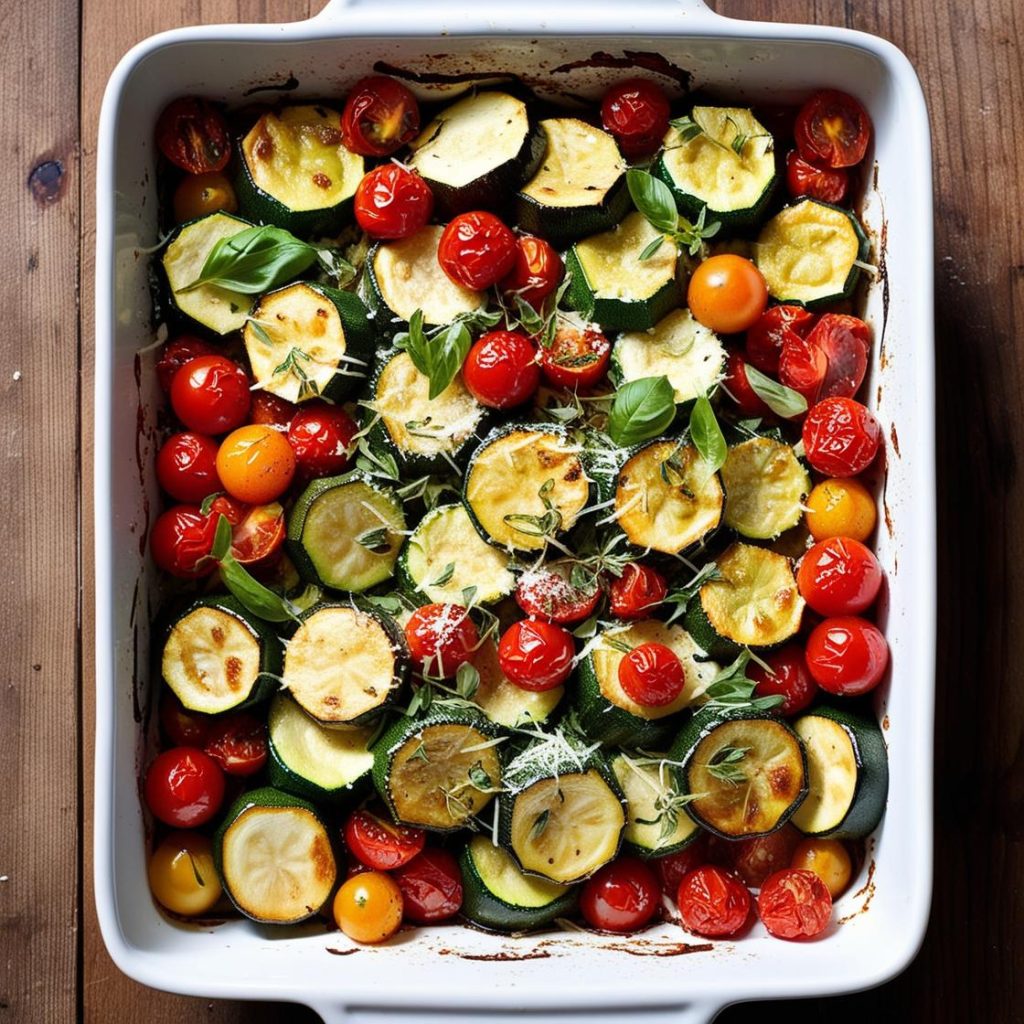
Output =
[
  {"x1": 600, "y1": 78, "x2": 671, "y2": 159},
  {"x1": 652, "y1": 834, "x2": 710, "y2": 895},
  {"x1": 778, "y1": 333, "x2": 828, "y2": 407},
  {"x1": 462, "y1": 330, "x2": 540, "y2": 409},
  {"x1": 354, "y1": 163, "x2": 434, "y2": 239},
  {"x1": 437, "y1": 211, "x2": 518, "y2": 290},
  {"x1": 757, "y1": 868, "x2": 832, "y2": 939},
  {"x1": 797, "y1": 536, "x2": 883, "y2": 616},
  {"x1": 229, "y1": 502, "x2": 286, "y2": 564},
  {"x1": 745, "y1": 305, "x2": 816, "y2": 376},
  {"x1": 149, "y1": 504, "x2": 218, "y2": 578},
  {"x1": 404, "y1": 603, "x2": 479, "y2": 679},
  {"x1": 286, "y1": 401, "x2": 358, "y2": 480},
  {"x1": 148, "y1": 831, "x2": 222, "y2": 916},
  {"x1": 539, "y1": 322, "x2": 612, "y2": 391},
  {"x1": 805, "y1": 616, "x2": 889, "y2": 696},
  {"x1": 794, "y1": 89, "x2": 872, "y2": 169},
  {"x1": 392, "y1": 847, "x2": 463, "y2": 924},
  {"x1": 608, "y1": 563, "x2": 668, "y2": 620},
  {"x1": 249, "y1": 391, "x2": 298, "y2": 431},
  {"x1": 790, "y1": 838, "x2": 853, "y2": 898},
  {"x1": 497, "y1": 620, "x2": 575, "y2": 692},
  {"x1": 514, "y1": 561, "x2": 602, "y2": 625},
  {"x1": 203, "y1": 712, "x2": 268, "y2": 777},
  {"x1": 805, "y1": 314, "x2": 870, "y2": 401},
  {"x1": 340, "y1": 76, "x2": 420, "y2": 157},
  {"x1": 749, "y1": 643, "x2": 818, "y2": 716},
  {"x1": 155, "y1": 432, "x2": 222, "y2": 503},
  {"x1": 677, "y1": 866, "x2": 751, "y2": 938},
  {"x1": 171, "y1": 355, "x2": 252, "y2": 436},
  {"x1": 721, "y1": 824, "x2": 801, "y2": 888},
  {"x1": 687, "y1": 255, "x2": 768, "y2": 335},
  {"x1": 155, "y1": 97, "x2": 231, "y2": 174},
  {"x1": 802, "y1": 397, "x2": 882, "y2": 477},
  {"x1": 156, "y1": 335, "x2": 214, "y2": 393},
  {"x1": 580, "y1": 856, "x2": 661, "y2": 932},
  {"x1": 344, "y1": 809, "x2": 427, "y2": 871},
  {"x1": 206, "y1": 493, "x2": 246, "y2": 528},
  {"x1": 722, "y1": 351, "x2": 773, "y2": 418},
  {"x1": 173, "y1": 171, "x2": 238, "y2": 223},
  {"x1": 499, "y1": 235, "x2": 563, "y2": 309},
  {"x1": 216, "y1": 424, "x2": 296, "y2": 504},
  {"x1": 144, "y1": 746, "x2": 225, "y2": 827},
  {"x1": 333, "y1": 870, "x2": 404, "y2": 943},
  {"x1": 160, "y1": 691, "x2": 212, "y2": 748},
  {"x1": 804, "y1": 477, "x2": 877, "y2": 542},
  {"x1": 785, "y1": 150, "x2": 849, "y2": 204},
  {"x1": 618, "y1": 643, "x2": 686, "y2": 707}
]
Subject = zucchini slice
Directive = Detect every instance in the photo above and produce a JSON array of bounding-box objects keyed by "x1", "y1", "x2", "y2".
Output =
[
  {"x1": 459, "y1": 836, "x2": 577, "y2": 933},
  {"x1": 408, "y1": 91, "x2": 544, "y2": 216},
  {"x1": 654, "y1": 107, "x2": 776, "y2": 227},
  {"x1": 161, "y1": 597, "x2": 280, "y2": 715},
  {"x1": 287, "y1": 471, "x2": 406, "y2": 591},
  {"x1": 214, "y1": 787, "x2": 336, "y2": 924},
  {"x1": 685, "y1": 542, "x2": 805, "y2": 658},
  {"x1": 372, "y1": 705, "x2": 503, "y2": 832},
  {"x1": 611, "y1": 308, "x2": 726, "y2": 407},
  {"x1": 161, "y1": 212, "x2": 255, "y2": 335},
  {"x1": 243, "y1": 282, "x2": 374, "y2": 404},
  {"x1": 791, "y1": 705, "x2": 888, "y2": 840},
  {"x1": 470, "y1": 636, "x2": 564, "y2": 728},
  {"x1": 565, "y1": 212, "x2": 680, "y2": 331},
  {"x1": 755, "y1": 199, "x2": 870, "y2": 308},
  {"x1": 515, "y1": 118, "x2": 629, "y2": 246},
  {"x1": 267, "y1": 693, "x2": 377, "y2": 803},
  {"x1": 611, "y1": 752, "x2": 701, "y2": 859},
  {"x1": 236, "y1": 105, "x2": 364, "y2": 237},
  {"x1": 720, "y1": 437, "x2": 810, "y2": 540},
  {"x1": 397, "y1": 504, "x2": 515, "y2": 605},
  {"x1": 463, "y1": 424, "x2": 591, "y2": 553},
  {"x1": 670, "y1": 709, "x2": 809, "y2": 839},
  {"x1": 283, "y1": 603, "x2": 407, "y2": 727}
]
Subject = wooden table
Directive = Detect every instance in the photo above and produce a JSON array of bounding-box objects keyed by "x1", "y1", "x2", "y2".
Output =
[{"x1": 1, "y1": 0, "x2": 1016, "y2": 1019}]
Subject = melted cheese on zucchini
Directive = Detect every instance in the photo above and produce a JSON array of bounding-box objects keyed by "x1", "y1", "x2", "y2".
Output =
[
  {"x1": 720, "y1": 437, "x2": 810, "y2": 539},
  {"x1": 574, "y1": 212, "x2": 677, "y2": 301},
  {"x1": 520, "y1": 118, "x2": 625, "y2": 208}
]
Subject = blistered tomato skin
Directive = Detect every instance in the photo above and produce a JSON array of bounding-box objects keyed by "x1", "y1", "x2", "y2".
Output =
[
  {"x1": 805, "y1": 616, "x2": 889, "y2": 696},
  {"x1": 785, "y1": 150, "x2": 849, "y2": 204},
  {"x1": 155, "y1": 97, "x2": 231, "y2": 174},
  {"x1": 749, "y1": 643, "x2": 819, "y2": 716},
  {"x1": 802, "y1": 397, "x2": 882, "y2": 477},
  {"x1": 757, "y1": 868, "x2": 833, "y2": 939},
  {"x1": 497, "y1": 620, "x2": 576, "y2": 692},
  {"x1": 144, "y1": 747, "x2": 225, "y2": 828},
  {"x1": 148, "y1": 832, "x2": 222, "y2": 916},
  {"x1": 393, "y1": 848, "x2": 463, "y2": 924},
  {"x1": 437, "y1": 211, "x2": 518, "y2": 290},
  {"x1": 802, "y1": 314, "x2": 870, "y2": 401},
  {"x1": 805, "y1": 477, "x2": 877, "y2": 542},
  {"x1": 745, "y1": 304, "x2": 816, "y2": 376},
  {"x1": 608, "y1": 563, "x2": 668, "y2": 619},
  {"x1": 600, "y1": 78, "x2": 671, "y2": 158},
  {"x1": 354, "y1": 163, "x2": 434, "y2": 239},
  {"x1": 722, "y1": 352, "x2": 773, "y2": 418},
  {"x1": 539, "y1": 323, "x2": 611, "y2": 391},
  {"x1": 462, "y1": 331, "x2": 540, "y2": 409},
  {"x1": 344, "y1": 809, "x2": 427, "y2": 871},
  {"x1": 797, "y1": 536, "x2": 883, "y2": 616},
  {"x1": 778, "y1": 333, "x2": 828, "y2": 408},
  {"x1": 723, "y1": 825, "x2": 802, "y2": 888},
  {"x1": 286, "y1": 401, "x2": 358, "y2": 480},
  {"x1": 500, "y1": 235, "x2": 563, "y2": 308},
  {"x1": 215, "y1": 424, "x2": 296, "y2": 504},
  {"x1": 156, "y1": 335, "x2": 215, "y2": 393},
  {"x1": 202, "y1": 712, "x2": 268, "y2": 777},
  {"x1": 580, "y1": 857, "x2": 662, "y2": 933},
  {"x1": 404, "y1": 603, "x2": 479, "y2": 679},
  {"x1": 341, "y1": 76, "x2": 420, "y2": 157},
  {"x1": 676, "y1": 866, "x2": 752, "y2": 938},
  {"x1": 155, "y1": 432, "x2": 222, "y2": 503},
  {"x1": 618, "y1": 643, "x2": 686, "y2": 707},
  {"x1": 149, "y1": 504, "x2": 218, "y2": 578},
  {"x1": 171, "y1": 355, "x2": 252, "y2": 436},
  {"x1": 249, "y1": 392, "x2": 298, "y2": 431},
  {"x1": 652, "y1": 835, "x2": 710, "y2": 895}
]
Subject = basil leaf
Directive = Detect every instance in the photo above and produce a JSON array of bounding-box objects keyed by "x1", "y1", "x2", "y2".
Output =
[
  {"x1": 425, "y1": 322, "x2": 472, "y2": 400},
  {"x1": 219, "y1": 555, "x2": 299, "y2": 623},
  {"x1": 211, "y1": 514, "x2": 233, "y2": 560},
  {"x1": 607, "y1": 375, "x2": 677, "y2": 447},
  {"x1": 184, "y1": 225, "x2": 319, "y2": 294},
  {"x1": 403, "y1": 309, "x2": 430, "y2": 377},
  {"x1": 626, "y1": 169, "x2": 679, "y2": 235},
  {"x1": 688, "y1": 395, "x2": 727, "y2": 472},
  {"x1": 743, "y1": 364, "x2": 809, "y2": 418}
]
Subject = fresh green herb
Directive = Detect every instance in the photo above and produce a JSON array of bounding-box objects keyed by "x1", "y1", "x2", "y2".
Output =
[
  {"x1": 186, "y1": 851, "x2": 207, "y2": 888},
  {"x1": 362, "y1": 594, "x2": 406, "y2": 615},
  {"x1": 530, "y1": 809, "x2": 550, "y2": 839},
  {"x1": 670, "y1": 114, "x2": 710, "y2": 145},
  {"x1": 183, "y1": 225, "x2": 320, "y2": 294},
  {"x1": 406, "y1": 681, "x2": 434, "y2": 717},
  {"x1": 409, "y1": 742, "x2": 430, "y2": 764},
  {"x1": 455, "y1": 661, "x2": 480, "y2": 700},
  {"x1": 701, "y1": 649, "x2": 784, "y2": 714},
  {"x1": 606, "y1": 375, "x2": 677, "y2": 447},
  {"x1": 468, "y1": 762, "x2": 493, "y2": 791},
  {"x1": 401, "y1": 309, "x2": 473, "y2": 400},
  {"x1": 430, "y1": 562, "x2": 456, "y2": 587},
  {"x1": 502, "y1": 478, "x2": 564, "y2": 539},
  {"x1": 210, "y1": 515, "x2": 299, "y2": 623},
  {"x1": 355, "y1": 436, "x2": 400, "y2": 481},
  {"x1": 625, "y1": 756, "x2": 700, "y2": 844},
  {"x1": 743, "y1": 364, "x2": 809, "y2": 418},
  {"x1": 705, "y1": 745, "x2": 750, "y2": 785},
  {"x1": 461, "y1": 585, "x2": 479, "y2": 608},
  {"x1": 199, "y1": 491, "x2": 223, "y2": 516},
  {"x1": 603, "y1": 636, "x2": 633, "y2": 655},
  {"x1": 688, "y1": 395, "x2": 728, "y2": 473},
  {"x1": 246, "y1": 319, "x2": 274, "y2": 347},
  {"x1": 665, "y1": 563, "x2": 722, "y2": 623},
  {"x1": 272, "y1": 346, "x2": 321, "y2": 400},
  {"x1": 626, "y1": 169, "x2": 721, "y2": 259},
  {"x1": 355, "y1": 527, "x2": 391, "y2": 553}
]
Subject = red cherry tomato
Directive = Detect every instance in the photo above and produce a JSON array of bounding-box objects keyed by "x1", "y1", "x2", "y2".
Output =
[
  {"x1": 392, "y1": 847, "x2": 463, "y2": 924},
  {"x1": 687, "y1": 255, "x2": 768, "y2": 335},
  {"x1": 539, "y1": 322, "x2": 612, "y2": 391},
  {"x1": 514, "y1": 561, "x2": 602, "y2": 625},
  {"x1": 206, "y1": 493, "x2": 247, "y2": 527},
  {"x1": 721, "y1": 825, "x2": 802, "y2": 888},
  {"x1": 608, "y1": 563, "x2": 668, "y2": 620},
  {"x1": 404, "y1": 603, "x2": 479, "y2": 679},
  {"x1": 286, "y1": 401, "x2": 358, "y2": 480},
  {"x1": 155, "y1": 432, "x2": 222, "y2": 503},
  {"x1": 159, "y1": 691, "x2": 212, "y2": 748},
  {"x1": 677, "y1": 866, "x2": 752, "y2": 938},
  {"x1": 778, "y1": 332, "x2": 828, "y2": 408},
  {"x1": 144, "y1": 746, "x2": 225, "y2": 827},
  {"x1": 805, "y1": 616, "x2": 889, "y2": 696},
  {"x1": 580, "y1": 856, "x2": 661, "y2": 933},
  {"x1": 249, "y1": 391, "x2": 298, "y2": 431},
  {"x1": 757, "y1": 868, "x2": 833, "y2": 939},
  {"x1": 600, "y1": 78, "x2": 671, "y2": 158},
  {"x1": 749, "y1": 643, "x2": 819, "y2": 716},
  {"x1": 437, "y1": 212, "x2": 517, "y2": 290},
  {"x1": 618, "y1": 643, "x2": 686, "y2": 707},
  {"x1": 203, "y1": 712, "x2": 268, "y2": 777},
  {"x1": 802, "y1": 397, "x2": 882, "y2": 477},
  {"x1": 652, "y1": 834, "x2": 710, "y2": 895},
  {"x1": 797, "y1": 536, "x2": 883, "y2": 616},
  {"x1": 794, "y1": 90, "x2": 872, "y2": 169},
  {"x1": 354, "y1": 163, "x2": 434, "y2": 239},
  {"x1": 722, "y1": 351, "x2": 773, "y2": 418},
  {"x1": 170, "y1": 355, "x2": 251, "y2": 436},
  {"x1": 340, "y1": 76, "x2": 420, "y2": 157},
  {"x1": 344, "y1": 809, "x2": 426, "y2": 871},
  {"x1": 785, "y1": 150, "x2": 849, "y2": 204},
  {"x1": 156, "y1": 335, "x2": 215, "y2": 393},
  {"x1": 230, "y1": 502, "x2": 286, "y2": 565},
  {"x1": 499, "y1": 236, "x2": 564, "y2": 309},
  {"x1": 155, "y1": 97, "x2": 231, "y2": 174},
  {"x1": 745, "y1": 305, "x2": 816, "y2": 376},
  {"x1": 805, "y1": 314, "x2": 870, "y2": 401},
  {"x1": 462, "y1": 330, "x2": 540, "y2": 409},
  {"x1": 149, "y1": 504, "x2": 218, "y2": 578},
  {"x1": 497, "y1": 620, "x2": 575, "y2": 692}
]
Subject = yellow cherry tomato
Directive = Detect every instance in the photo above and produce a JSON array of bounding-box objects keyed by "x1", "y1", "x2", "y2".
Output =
[
  {"x1": 687, "y1": 254, "x2": 768, "y2": 334},
  {"x1": 332, "y1": 871, "x2": 404, "y2": 944},
  {"x1": 805, "y1": 477, "x2": 877, "y2": 542},
  {"x1": 173, "y1": 172, "x2": 238, "y2": 223},
  {"x1": 148, "y1": 831, "x2": 222, "y2": 915},
  {"x1": 790, "y1": 838, "x2": 853, "y2": 898},
  {"x1": 216, "y1": 424, "x2": 296, "y2": 504}
]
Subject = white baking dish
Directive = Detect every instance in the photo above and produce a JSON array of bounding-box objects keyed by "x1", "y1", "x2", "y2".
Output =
[{"x1": 94, "y1": 1, "x2": 935, "y2": 1019}]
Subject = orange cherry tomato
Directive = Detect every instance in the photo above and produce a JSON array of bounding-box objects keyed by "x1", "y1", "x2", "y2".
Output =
[
  {"x1": 173, "y1": 172, "x2": 238, "y2": 223},
  {"x1": 804, "y1": 477, "x2": 877, "y2": 542},
  {"x1": 216, "y1": 424, "x2": 296, "y2": 504},
  {"x1": 687, "y1": 255, "x2": 768, "y2": 334},
  {"x1": 148, "y1": 831, "x2": 222, "y2": 916},
  {"x1": 332, "y1": 871, "x2": 404, "y2": 944}
]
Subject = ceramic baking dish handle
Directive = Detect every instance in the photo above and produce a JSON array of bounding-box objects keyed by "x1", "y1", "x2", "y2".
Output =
[
  {"x1": 310, "y1": 1004, "x2": 720, "y2": 1023},
  {"x1": 309, "y1": 0, "x2": 720, "y2": 22}
]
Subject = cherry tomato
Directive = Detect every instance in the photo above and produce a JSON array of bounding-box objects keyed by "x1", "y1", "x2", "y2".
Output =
[
  {"x1": 229, "y1": 502, "x2": 286, "y2": 565},
  {"x1": 249, "y1": 391, "x2": 297, "y2": 431},
  {"x1": 148, "y1": 831, "x2": 222, "y2": 916},
  {"x1": 618, "y1": 643, "x2": 686, "y2": 707},
  {"x1": 778, "y1": 333, "x2": 828, "y2": 408},
  {"x1": 499, "y1": 236, "x2": 564, "y2": 309},
  {"x1": 332, "y1": 871, "x2": 404, "y2": 944},
  {"x1": 802, "y1": 397, "x2": 882, "y2": 477},
  {"x1": 497, "y1": 620, "x2": 576, "y2": 692},
  {"x1": 721, "y1": 824, "x2": 801, "y2": 888},
  {"x1": 392, "y1": 847, "x2": 463, "y2": 924},
  {"x1": 749, "y1": 643, "x2": 818, "y2": 716},
  {"x1": 600, "y1": 78, "x2": 671, "y2": 159},
  {"x1": 340, "y1": 76, "x2": 420, "y2": 157},
  {"x1": 344, "y1": 809, "x2": 426, "y2": 871},
  {"x1": 286, "y1": 401, "x2": 358, "y2": 480},
  {"x1": 745, "y1": 305, "x2": 816, "y2": 376},
  {"x1": 155, "y1": 335, "x2": 215, "y2": 393},
  {"x1": 160, "y1": 691, "x2": 212, "y2": 747},
  {"x1": 757, "y1": 868, "x2": 832, "y2": 939},
  {"x1": 462, "y1": 330, "x2": 540, "y2": 409},
  {"x1": 539, "y1": 322, "x2": 612, "y2": 391},
  {"x1": 785, "y1": 150, "x2": 849, "y2": 204},
  {"x1": 687, "y1": 255, "x2": 768, "y2": 335},
  {"x1": 149, "y1": 504, "x2": 218, "y2": 578},
  {"x1": 676, "y1": 866, "x2": 751, "y2": 938},
  {"x1": 404, "y1": 603, "x2": 479, "y2": 678},
  {"x1": 215, "y1": 424, "x2": 296, "y2": 504},
  {"x1": 608, "y1": 563, "x2": 668, "y2": 620},
  {"x1": 206, "y1": 493, "x2": 247, "y2": 528},
  {"x1": 652, "y1": 834, "x2": 710, "y2": 895},
  {"x1": 790, "y1": 838, "x2": 853, "y2": 898},
  {"x1": 794, "y1": 90, "x2": 872, "y2": 169},
  {"x1": 805, "y1": 477, "x2": 877, "y2": 542},
  {"x1": 173, "y1": 171, "x2": 238, "y2": 223},
  {"x1": 155, "y1": 97, "x2": 231, "y2": 174},
  {"x1": 437, "y1": 211, "x2": 517, "y2": 290},
  {"x1": 155, "y1": 432, "x2": 221, "y2": 503},
  {"x1": 580, "y1": 856, "x2": 661, "y2": 932},
  {"x1": 722, "y1": 351, "x2": 772, "y2": 417},
  {"x1": 797, "y1": 536, "x2": 883, "y2": 616},
  {"x1": 144, "y1": 746, "x2": 225, "y2": 828},
  {"x1": 805, "y1": 616, "x2": 889, "y2": 696},
  {"x1": 805, "y1": 314, "x2": 870, "y2": 401},
  {"x1": 514, "y1": 561, "x2": 602, "y2": 625},
  {"x1": 202, "y1": 712, "x2": 268, "y2": 776},
  {"x1": 354, "y1": 162, "x2": 434, "y2": 239},
  {"x1": 170, "y1": 355, "x2": 251, "y2": 436}
]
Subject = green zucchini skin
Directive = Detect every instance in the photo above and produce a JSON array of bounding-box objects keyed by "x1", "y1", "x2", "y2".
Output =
[
  {"x1": 683, "y1": 598, "x2": 739, "y2": 661},
  {"x1": 515, "y1": 176, "x2": 631, "y2": 249}
]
